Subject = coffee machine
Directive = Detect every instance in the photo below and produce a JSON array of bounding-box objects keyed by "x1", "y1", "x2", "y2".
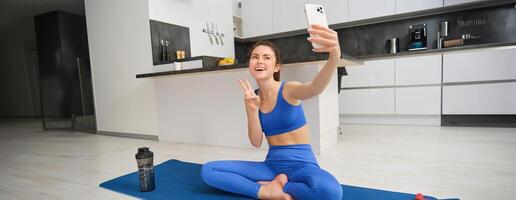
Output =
[{"x1": 407, "y1": 23, "x2": 427, "y2": 51}]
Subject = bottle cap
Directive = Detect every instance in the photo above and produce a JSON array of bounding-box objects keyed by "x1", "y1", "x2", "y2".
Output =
[{"x1": 135, "y1": 147, "x2": 154, "y2": 159}]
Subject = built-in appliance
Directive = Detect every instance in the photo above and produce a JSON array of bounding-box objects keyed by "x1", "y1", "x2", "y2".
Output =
[{"x1": 407, "y1": 23, "x2": 427, "y2": 51}]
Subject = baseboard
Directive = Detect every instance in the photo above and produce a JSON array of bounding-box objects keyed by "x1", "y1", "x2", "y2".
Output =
[
  {"x1": 98, "y1": 131, "x2": 159, "y2": 141},
  {"x1": 442, "y1": 115, "x2": 516, "y2": 127},
  {"x1": 339, "y1": 114, "x2": 441, "y2": 126}
]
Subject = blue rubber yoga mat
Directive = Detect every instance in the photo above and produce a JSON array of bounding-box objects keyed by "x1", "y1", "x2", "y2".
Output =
[{"x1": 100, "y1": 159, "x2": 442, "y2": 200}]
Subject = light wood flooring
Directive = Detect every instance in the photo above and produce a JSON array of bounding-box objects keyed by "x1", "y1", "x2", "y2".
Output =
[{"x1": 0, "y1": 118, "x2": 515, "y2": 200}]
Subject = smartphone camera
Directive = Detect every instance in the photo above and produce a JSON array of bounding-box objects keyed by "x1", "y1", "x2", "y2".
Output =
[{"x1": 316, "y1": 6, "x2": 324, "y2": 14}]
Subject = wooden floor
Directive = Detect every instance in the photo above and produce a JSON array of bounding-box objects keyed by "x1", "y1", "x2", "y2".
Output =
[{"x1": 0, "y1": 118, "x2": 515, "y2": 200}]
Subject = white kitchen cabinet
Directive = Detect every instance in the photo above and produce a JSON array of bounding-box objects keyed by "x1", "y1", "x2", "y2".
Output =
[
  {"x1": 241, "y1": 0, "x2": 274, "y2": 37},
  {"x1": 443, "y1": 47, "x2": 516, "y2": 83},
  {"x1": 396, "y1": 86, "x2": 441, "y2": 115},
  {"x1": 443, "y1": 82, "x2": 516, "y2": 114},
  {"x1": 273, "y1": 0, "x2": 308, "y2": 33},
  {"x1": 242, "y1": 0, "x2": 349, "y2": 36},
  {"x1": 339, "y1": 88, "x2": 395, "y2": 114},
  {"x1": 395, "y1": 0, "x2": 443, "y2": 14},
  {"x1": 308, "y1": 0, "x2": 349, "y2": 25},
  {"x1": 341, "y1": 58, "x2": 395, "y2": 88},
  {"x1": 444, "y1": 0, "x2": 485, "y2": 6},
  {"x1": 349, "y1": 0, "x2": 395, "y2": 21},
  {"x1": 395, "y1": 54, "x2": 442, "y2": 86}
]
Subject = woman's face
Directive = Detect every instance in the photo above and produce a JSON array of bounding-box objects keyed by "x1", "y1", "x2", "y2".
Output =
[{"x1": 248, "y1": 45, "x2": 279, "y2": 81}]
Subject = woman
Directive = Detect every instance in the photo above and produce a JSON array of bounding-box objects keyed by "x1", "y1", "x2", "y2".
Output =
[{"x1": 201, "y1": 24, "x2": 342, "y2": 200}]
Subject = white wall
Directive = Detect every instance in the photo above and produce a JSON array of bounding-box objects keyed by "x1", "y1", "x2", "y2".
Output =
[
  {"x1": 232, "y1": 0, "x2": 242, "y2": 17},
  {"x1": 316, "y1": 66, "x2": 339, "y2": 152},
  {"x1": 84, "y1": 0, "x2": 159, "y2": 135},
  {"x1": 0, "y1": 18, "x2": 39, "y2": 117},
  {"x1": 148, "y1": 0, "x2": 235, "y2": 58}
]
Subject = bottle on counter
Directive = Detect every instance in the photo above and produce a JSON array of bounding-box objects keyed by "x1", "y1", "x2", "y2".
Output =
[
  {"x1": 160, "y1": 40, "x2": 166, "y2": 62},
  {"x1": 176, "y1": 50, "x2": 181, "y2": 60},
  {"x1": 165, "y1": 40, "x2": 170, "y2": 61}
]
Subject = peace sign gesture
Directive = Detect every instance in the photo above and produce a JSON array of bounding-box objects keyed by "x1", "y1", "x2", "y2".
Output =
[{"x1": 238, "y1": 77, "x2": 260, "y2": 112}]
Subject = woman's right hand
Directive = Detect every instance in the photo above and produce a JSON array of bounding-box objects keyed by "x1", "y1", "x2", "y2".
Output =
[{"x1": 238, "y1": 78, "x2": 260, "y2": 112}]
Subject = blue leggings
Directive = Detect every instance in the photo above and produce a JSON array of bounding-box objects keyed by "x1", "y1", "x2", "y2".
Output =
[{"x1": 201, "y1": 144, "x2": 342, "y2": 200}]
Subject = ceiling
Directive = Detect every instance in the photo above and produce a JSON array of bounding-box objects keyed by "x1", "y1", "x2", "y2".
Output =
[{"x1": 0, "y1": 0, "x2": 85, "y2": 33}]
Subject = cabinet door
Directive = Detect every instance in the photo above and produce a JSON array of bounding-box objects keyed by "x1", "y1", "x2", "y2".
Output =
[
  {"x1": 396, "y1": 86, "x2": 441, "y2": 115},
  {"x1": 341, "y1": 58, "x2": 395, "y2": 88},
  {"x1": 308, "y1": 0, "x2": 349, "y2": 24},
  {"x1": 242, "y1": 0, "x2": 274, "y2": 37},
  {"x1": 443, "y1": 47, "x2": 516, "y2": 83},
  {"x1": 396, "y1": 0, "x2": 443, "y2": 14},
  {"x1": 443, "y1": 82, "x2": 516, "y2": 114},
  {"x1": 349, "y1": 0, "x2": 395, "y2": 21},
  {"x1": 444, "y1": 0, "x2": 485, "y2": 6},
  {"x1": 395, "y1": 54, "x2": 442, "y2": 86},
  {"x1": 339, "y1": 88, "x2": 395, "y2": 114},
  {"x1": 273, "y1": 0, "x2": 307, "y2": 33}
]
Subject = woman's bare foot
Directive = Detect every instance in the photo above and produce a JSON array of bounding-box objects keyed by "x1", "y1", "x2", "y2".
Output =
[{"x1": 257, "y1": 174, "x2": 292, "y2": 200}]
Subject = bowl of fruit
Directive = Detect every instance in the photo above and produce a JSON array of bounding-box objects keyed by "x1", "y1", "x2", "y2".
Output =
[{"x1": 218, "y1": 58, "x2": 236, "y2": 66}]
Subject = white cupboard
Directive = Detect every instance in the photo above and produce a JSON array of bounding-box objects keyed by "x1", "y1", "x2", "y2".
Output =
[
  {"x1": 442, "y1": 46, "x2": 516, "y2": 115},
  {"x1": 396, "y1": 0, "x2": 443, "y2": 14},
  {"x1": 349, "y1": 0, "x2": 396, "y2": 21},
  {"x1": 242, "y1": 0, "x2": 450, "y2": 37},
  {"x1": 396, "y1": 86, "x2": 441, "y2": 115},
  {"x1": 308, "y1": 0, "x2": 349, "y2": 25},
  {"x1": 443, "y1": 82, "x2": 516, "y2": 114},
  {"x1": 444, "y1": 0, "x2": 486, "y2": 6},
  {"x1": 273, "y1": 0, "x2": 308, "y2": 33},
  {"x1": 241, "y1": 0, "x2": 273, "y2": 37},
  {"x1": 341, "y1": 58, "x2": 395, "y2": 88},
  {"x1": 443, "y1": 47, "x2": 516, "y2": 83},
  {"x1": 395, "y1": 54, "x2": 442, "y2": 86},
  {"x1": 340, "y1": 54, "x2": 443, "y2": 119},
  {"x1": 339, "y1": 88, "x2": 395, "y2": 114}
]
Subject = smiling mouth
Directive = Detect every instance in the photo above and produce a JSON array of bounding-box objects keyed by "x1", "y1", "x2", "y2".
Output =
[{"x1": 255, "y1": 67, "x2": 265, "y2": 71}]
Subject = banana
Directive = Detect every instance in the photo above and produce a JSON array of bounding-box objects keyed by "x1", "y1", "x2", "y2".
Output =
[{"x1": 218, "y1": 58, "x2": 235, "y2": 66}]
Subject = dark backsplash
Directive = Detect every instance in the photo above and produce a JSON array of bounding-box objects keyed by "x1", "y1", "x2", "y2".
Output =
[
  {"x1": 236, "y1": 2, "x2": 516, "y2": 61},
  {"x1": 150, "y1": 20, "x2": 191, "y2": 65}
]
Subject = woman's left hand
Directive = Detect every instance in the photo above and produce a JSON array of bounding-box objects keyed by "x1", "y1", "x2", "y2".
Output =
[{"x1": 307, "y1": 24, "x2": 341, "y2": 58}]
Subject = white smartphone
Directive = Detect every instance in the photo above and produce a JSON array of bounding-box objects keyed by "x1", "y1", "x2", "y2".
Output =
[{"x1": 305, "y1": 4, "x2": 329, "y2": 49}]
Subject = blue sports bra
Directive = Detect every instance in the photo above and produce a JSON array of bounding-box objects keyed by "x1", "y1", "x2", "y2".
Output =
[{"x1": 258, "y1": 81, "x2": 307, "y2": 136}]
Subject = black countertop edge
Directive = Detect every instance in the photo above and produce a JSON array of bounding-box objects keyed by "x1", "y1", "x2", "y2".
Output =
[
  {"x1": 234, "y1": 0, "x2": 516, "y2": 43},
  {"x1": 356, "y1": 41, "x2": 516, "y2": 60},
  {"x1": 136, "y1": 63, "x2": 248, "y2": 78},
  {"x1": 136, "y1": 53, "x2": 361, "y2": 78},
  {"x1": 153, "y1": 55, "x2": 219, "y2": 66}
]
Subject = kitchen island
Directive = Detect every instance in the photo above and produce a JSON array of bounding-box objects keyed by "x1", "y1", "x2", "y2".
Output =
[{"x1": 140, "y1": 55, "x2": 361, "y2": 153}]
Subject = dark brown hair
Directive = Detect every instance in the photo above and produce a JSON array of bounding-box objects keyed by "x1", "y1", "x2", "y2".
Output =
[{"x1": 248, "y1": 41, "x2": 281, "y2": 81}]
